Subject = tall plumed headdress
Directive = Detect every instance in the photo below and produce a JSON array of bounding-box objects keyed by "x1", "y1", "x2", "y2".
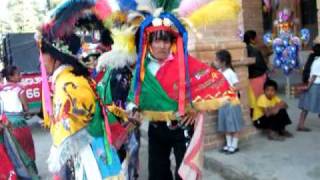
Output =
[
  {"x1": 36, "y1": 0, "x2": 116, "y2": 124},
  {"x1": 40, "y1": 0, "x2": 117, "y2": 40}
]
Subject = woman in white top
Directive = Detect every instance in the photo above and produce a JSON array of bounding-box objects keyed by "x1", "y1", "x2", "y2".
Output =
[
  {"x1": 213, "y1": 50, "x2": 244, "y2": 154},
  {"x1": 298, "y1": 56, "x2": 320, "y2": 131}
]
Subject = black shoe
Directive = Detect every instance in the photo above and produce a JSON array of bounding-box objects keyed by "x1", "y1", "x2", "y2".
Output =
[
  {"x1": 297, "y1": 127, "x2": 311, "y2": 132},
  {"x1": 219, "y1": 146, "x2": 229, "y2": 153}
]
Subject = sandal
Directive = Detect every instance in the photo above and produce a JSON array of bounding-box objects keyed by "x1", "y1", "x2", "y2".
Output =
[
  {"x1": 268, "y1": 132, "x2": 285, "y2": 141},
  {"x1": 297, "y1": 127, "x2": 311, "y2": 132},
  {"x1": 280, "y1": 130, "x2": 294, "y2": 138}
]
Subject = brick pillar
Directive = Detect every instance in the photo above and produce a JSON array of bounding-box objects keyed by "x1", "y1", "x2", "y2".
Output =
[
  {"x1": 188, "y1": 0, "x2": 256, "y2": 150},
  {"x1": 242, "y1": 0, "x2": 264, "y2": 37}
]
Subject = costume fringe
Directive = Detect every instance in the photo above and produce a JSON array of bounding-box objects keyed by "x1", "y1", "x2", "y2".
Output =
[
  {"x1": 141, "y1": 96, "x2": 239, "y2": 121},
  {"x1": 47, "y1": 128, "x2": 93, "y2": 173},
  {"x1": 142, "y1": 111, "x2": 177, "y2": 121},
  {"x1": 192, "y1": 96, "x2": 240, "y2": 111},
  {"x1": 97, "y1": 51, "x2": 136, "y2": 71}
]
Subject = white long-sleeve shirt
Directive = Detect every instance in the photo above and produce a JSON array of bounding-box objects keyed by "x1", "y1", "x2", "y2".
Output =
[{"x1": 310, "y1": 57, "x2": 320, "y2": 84}]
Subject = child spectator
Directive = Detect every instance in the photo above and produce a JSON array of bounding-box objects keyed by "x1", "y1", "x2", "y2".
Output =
[
  {"x1": 0, "y1": 66, "x2": 38, "y2": 178},
  {"x1": 298, "y1": 55, "x2": 320, "y2": 131},
  {"x1": 213, "y1": 50, "x2": 244, "y2": 154},
  {"x1": 302, "y1": 43, "x2": 320, "y2": 84},
  {"x1": 253, "y1": 79, "x2": 293, "y2": 140}
]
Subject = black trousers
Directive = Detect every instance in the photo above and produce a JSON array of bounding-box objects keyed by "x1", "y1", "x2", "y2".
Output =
[
  {"x1": 254, "y1": 109, "x2": 292, "y2": 132},
  {"x1": 148, "y1": 122, "x2": 193, "y2": 180}
]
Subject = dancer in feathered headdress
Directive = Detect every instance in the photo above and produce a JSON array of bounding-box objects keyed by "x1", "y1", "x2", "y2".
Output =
[
  {"x1": 36, "y1": 0, "x2": 241, "y2": 179},
  {"x1": 94, "y1": 8, "x2": 146, "y2": 179},
  {"x1": 35, "y1": 0, "x2": 125, "y2": 179},
  {"x1": 120, "y1": 0, "x2": 241, "y2": 180}
]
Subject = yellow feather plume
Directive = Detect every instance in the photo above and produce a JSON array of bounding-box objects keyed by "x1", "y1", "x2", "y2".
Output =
[
  {"x1": 97, "y1": 27, "x2": 137, "y2": 70},
  {"x1": 112, "y1": 27, "x2": 136, "y2": 55},
  {"x1": 186, "y1": 0, "x2": 241, "y2": 28}
]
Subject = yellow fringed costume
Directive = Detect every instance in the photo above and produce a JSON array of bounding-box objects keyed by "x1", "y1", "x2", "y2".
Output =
[{"x1": 50, "y1": 66, "x2": 96, "y2": 146}]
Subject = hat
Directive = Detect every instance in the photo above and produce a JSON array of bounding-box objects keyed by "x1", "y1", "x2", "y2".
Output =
[{"x1": 36, "y1": 0, "x2": 116, "y2": 121}]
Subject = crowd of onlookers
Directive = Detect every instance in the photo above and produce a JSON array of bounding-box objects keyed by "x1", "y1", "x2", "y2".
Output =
[{"x1": 214, "y1": 30, "x2": 320, "y2": 154}]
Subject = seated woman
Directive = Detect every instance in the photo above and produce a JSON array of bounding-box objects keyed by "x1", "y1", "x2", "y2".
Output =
[
  {"x1": 252, "y1": 79, "x2": 293, "y2": 141},
  {"x1": 0, "y1": 66, "x2": 38, "y2": 179}
]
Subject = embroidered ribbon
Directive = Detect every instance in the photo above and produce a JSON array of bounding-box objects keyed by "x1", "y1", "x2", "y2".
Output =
[
  {"x1": 39, "y1": 50, "x2": 53, "y2": 117},
  {"x1": 177, "y1": 36, "x2": 186, "y2": 115}
]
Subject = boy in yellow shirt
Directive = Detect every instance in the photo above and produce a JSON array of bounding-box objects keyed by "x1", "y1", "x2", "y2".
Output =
[{"x1": 253, "y1": 80, "x2": 293, "y2": 140}]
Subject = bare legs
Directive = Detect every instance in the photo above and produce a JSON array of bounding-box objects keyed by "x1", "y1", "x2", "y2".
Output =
[{"x1": 297, "y1": 110, "x2": 311, "y2": 131}]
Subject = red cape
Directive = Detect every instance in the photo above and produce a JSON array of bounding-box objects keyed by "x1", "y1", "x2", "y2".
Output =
[{"x1": 156, "y1": 55, "x2": 234, "y2": 102}]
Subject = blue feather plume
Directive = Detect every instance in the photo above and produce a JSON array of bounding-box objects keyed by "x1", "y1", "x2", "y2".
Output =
[
  {"x1": 118, "y1": 0, "x2": 137, "y2": 12},
  {"x1": 50, "y1": 0, "x2": 96, "y2": 17}
]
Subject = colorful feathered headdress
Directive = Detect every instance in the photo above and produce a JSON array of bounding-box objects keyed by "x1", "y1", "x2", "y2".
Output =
[
  {"x1": 41, "y1": 0, "x2": 118, "y2": 40},
  {"x1": 36, "y1": 0, "x2": 117, "y2": 124}
]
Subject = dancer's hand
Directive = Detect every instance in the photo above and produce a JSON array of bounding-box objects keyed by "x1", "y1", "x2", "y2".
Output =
[
  {"x1": 0, "y1": 116, "x2": 11, "y2": 130},
  {"x1": 181, "y1": 110, "x2": 198, "y2": 126},
  {"x1": 38, "y1": 120, "x2": 46, "y2": 128},
  {"x1": 128, "y1": 108, "x2": 142, "y2": 126},
  {"x1": 0, "y1": 115, "x2": 9, "y2": 128}
]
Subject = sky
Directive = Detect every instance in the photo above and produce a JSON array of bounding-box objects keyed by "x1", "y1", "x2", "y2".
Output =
[
  {"x1": 0, "y1": 0, "x2": 9, "y2": 20},
  {"x1": 0, "y1": 0, "x2": 47, "y2": 20}
]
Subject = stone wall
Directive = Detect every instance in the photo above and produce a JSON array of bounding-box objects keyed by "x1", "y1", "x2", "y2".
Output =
[
  {"x1": 189, "y1": 41, "x2": 256, "y2": 150},
  {"x1": 242, "y1": 0, "x2": 264, "y2": 37}
]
